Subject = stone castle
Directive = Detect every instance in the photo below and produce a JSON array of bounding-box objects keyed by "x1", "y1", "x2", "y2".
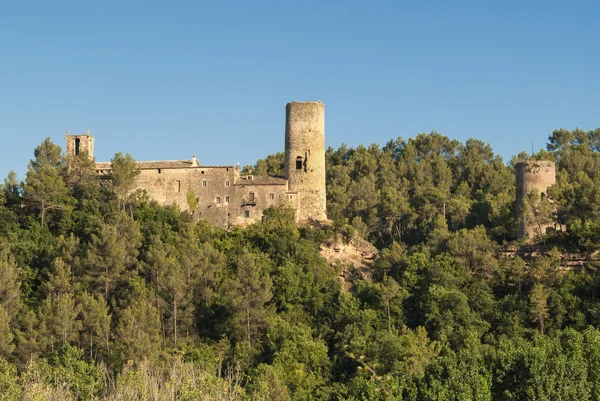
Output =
[
  {"x1": 65, "y1": 101, "x2": 327, "y2": 227},
  {"x1": 64, "y1": 100, "x2": 562, "y2": 239}
]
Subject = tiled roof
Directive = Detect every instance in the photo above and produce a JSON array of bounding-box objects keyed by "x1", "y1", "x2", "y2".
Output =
[{"x1": 95, "y1": 161, "x2": 236, "y2": 170}]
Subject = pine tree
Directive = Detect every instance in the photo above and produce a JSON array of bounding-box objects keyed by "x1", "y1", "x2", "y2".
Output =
[
  {"x1": 0, "y1": 305, "x2": 15, "y2": 358},
  {"x1": 110, "y1": 152, "x2": 140, "y2": 211},
  {"x1": 227, "y1": 251, "x2": 272, "y2": 345},
  {"x1": 530, "y1": 283, "x2": 550, "y2": 334},
  {"x1": 380, "y1": 275, "x2": 401, "y2": 333},
  {"x1": 78, "y1": 292, "x2": 111, "y2": 361},
  {"x1": 23, "y1": 164, "x2": 69, "y2": 227},
  {"x1": 0, "y1": 241, "x2": 21, "y2": 324},
  {"x1": 83, "y1": 215, "x2": 141, "y2": 301},
  {"x1": 115, "y1": 278, "x2": 162, "y2": 362}
]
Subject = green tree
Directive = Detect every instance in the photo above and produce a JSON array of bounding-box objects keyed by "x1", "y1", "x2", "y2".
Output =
[
  {"x1": 0, "y1": 357, "x2": 21, "y2": 401},
  {"x1": 66, "y1": 152, "x2": 98, "y2": 189},
  {"x1": 83, "y1": 214, "x2": 141, "y2": 301},
  {"x1": 110, "y1": 152, "x2": 140, "y2": 211},
  {"x1": 115, "y1": 278, "x2": 162, "y2": 362},
  {"x1": 39, "y1": 293, "x2": 81, "y2": 353},
  {"x1": 30, "y1": 137, "x2": 64, "y2": 172},
  {"x1": 78, "y1": 292, "x2": 111, "y2": 361},
  {"x1": 186, "y1": 191, "x2": 199, "y2": 216},
  {"x1": 227, "y1": 251, "x2": 273, "y2": 345},
  {"x1": 0, "y1": 241, "x2": 21, "y2": 324},
  {"x1": 380, "y1": 275, "x2": 402, "y2": 333},
  {"x1": 255, "y1": 152, "x2": 285, "y2": 177},
  {"x1": 0, "y1": 306, "x2": 15, "y2": 358},
  {"x1": 251, "y1": 363, "x2": 292, "y2": 401},
  {"x1": 522, "y1": 189, "x2": 555, "y2": 241},
  {"x1": 530, "y1": 283, "x2": 550, "y2": 334},
  {"x1": 2, "y1": 171, "x2": 21, "y2": 207},
  {"x1": 23, "y1": 163, "x2": 69, "y2": 227},
  {"x1": 49, "y1": 344, "x2": 104, "y2": 401},
  {"x1": 145, "y1": 236, "x2": 186, "y2": 348}
]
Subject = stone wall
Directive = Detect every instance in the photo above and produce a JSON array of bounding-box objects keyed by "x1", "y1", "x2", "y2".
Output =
[
  {"x1": 65, "y1": 131, "x2": 94, "y2": 158},
  {"x1": 67, "y1": 99, "x2": 327, "y2": 227},
  {"x1": 128, "y1": 164, "x2": 297, "y2": 227}
]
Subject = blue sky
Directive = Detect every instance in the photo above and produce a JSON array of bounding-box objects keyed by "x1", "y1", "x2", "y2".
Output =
[{"x1": 1, "y1": 0, "x2": 599, "y2": 179}]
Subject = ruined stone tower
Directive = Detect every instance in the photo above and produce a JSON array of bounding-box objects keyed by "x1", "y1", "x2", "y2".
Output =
[
  {"x1": 65, "y1": 129, "x2": 94, "y2": 158},
  {"x1": 516, "y1": 160, "x2": 556, "y2": 238},
  {"x1": 284, "y1": 101, "x2": 327, "y2": 221}
]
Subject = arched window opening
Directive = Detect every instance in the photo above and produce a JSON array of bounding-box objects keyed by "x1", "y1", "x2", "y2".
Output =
[
  {"x1": 75, "y1": 138, "x2": 81, "y2": 155},
  {"x1": 296, "y1": 156, "x2": 303, "y2": 170}
]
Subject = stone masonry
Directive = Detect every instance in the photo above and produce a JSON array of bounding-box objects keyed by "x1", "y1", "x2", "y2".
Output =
[
  {"x1": 515, "y1": 160, "x2": 560, "y2": 238},
  {"x1": 66, "y1": 101, "x2": 327, "y2": 227}
]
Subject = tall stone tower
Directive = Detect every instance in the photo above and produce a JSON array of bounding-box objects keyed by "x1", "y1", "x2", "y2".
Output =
[
  {"x1": 516, "y1": 160, "x2": 556, "y2": 238},
  {"x1": 284, "y1": 101, "x2": 327, "y2": 221},
  {"x1": 65, "y1": 129, "x2": 95, "y2": 158}
]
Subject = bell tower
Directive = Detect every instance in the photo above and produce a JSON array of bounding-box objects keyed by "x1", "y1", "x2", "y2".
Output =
[{"x1": 65, "y1": 129, "x2": 95, "y2": 158}]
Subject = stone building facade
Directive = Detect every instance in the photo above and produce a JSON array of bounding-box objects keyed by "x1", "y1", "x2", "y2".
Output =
[{"x1": 66, "y1": 101, "x2": 327, "y2": 227}]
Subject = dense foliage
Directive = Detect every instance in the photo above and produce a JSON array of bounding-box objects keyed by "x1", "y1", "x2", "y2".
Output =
[{"x1": 1, "y1": 130, "x2": 600, "y2": 400}]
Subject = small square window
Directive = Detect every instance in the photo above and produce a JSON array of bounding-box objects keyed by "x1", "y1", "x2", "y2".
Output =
[
  {"x1": 244, "y1": 211, "x2": 250, "y2": 218},
  {"x1": 216, "y1": 196, "x2": 221, "y2": 204},
  {"x1": 201, "y1": 170, "x2": 205, "y2": 174},
  {"x1": 202, "y1": 180, "x2": 207, "y2": 187},
  {"x1": 225, "y1": 195, "x2": 230, "y2": 203}
]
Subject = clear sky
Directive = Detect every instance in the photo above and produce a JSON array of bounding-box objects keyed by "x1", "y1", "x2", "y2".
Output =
[{"x1": 1, "y1": 0, "x2": 599, "y2": 179}]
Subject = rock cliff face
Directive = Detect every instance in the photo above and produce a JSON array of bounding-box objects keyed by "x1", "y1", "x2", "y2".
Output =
[{"x1": 320, "y1": 233, "x2": 378, "y2": 290}]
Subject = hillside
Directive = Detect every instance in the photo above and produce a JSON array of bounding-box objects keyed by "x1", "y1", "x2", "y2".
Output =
[{"x1": 1, "y1": 129, "x2": 600, "y2": 400}]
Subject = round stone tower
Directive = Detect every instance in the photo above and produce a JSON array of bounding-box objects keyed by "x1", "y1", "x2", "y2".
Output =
[
  {"x1": 284, "y1": 101, "x2": 327, "y2": 222},
  {"x1": 515, "y1": 160, "x2": 556, "y2": 238}
]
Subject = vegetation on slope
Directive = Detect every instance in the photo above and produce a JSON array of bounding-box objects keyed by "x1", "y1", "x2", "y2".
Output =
[{"x1": 1, "y1": 129, "x2": 600, "y2": 400}]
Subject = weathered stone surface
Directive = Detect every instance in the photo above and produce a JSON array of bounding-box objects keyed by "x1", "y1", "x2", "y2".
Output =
[
  {"x1": 65, "y1": 101, "x2": 326, "y2": 227},
  {"x1": 515, "y1": 160, "x2": 560, "y2": 238},
  {"x1": 284, "y1": 101, "x2": 327, "y2": 221}
]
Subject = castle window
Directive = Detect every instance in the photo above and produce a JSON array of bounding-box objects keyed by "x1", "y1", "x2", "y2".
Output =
[
  {"x1": 225, "y1": 195, "x2": 230, "y2": 203},
  {"x1": 75, "y1": 138, "x2": 81, "y2": 155},
  {"x1": 201, "y1": 170, "x2": 205, "y2": 174},
  {"x1": 226, "y1": 180, "x2": 230, "y2": 186},
  {"x1": 216, "y1": 196, "x2": 221, "y2": 204},
  {"x1": 249, "y1": 192, "x2": 255, "y2": 202},
  {"x1": 202, "y1": 180, "x2": 207, "y2": 187},
  {"x1": 269, "y1": 193, "x2": 274, "y2": 200},
  {"x1": 158, "y1": 169, "x2": 161, "y2": 174},
  {"x1": 296, "y1": 156, "x2": 303, "y2": 170},
  {"x1": 244, "y1": 211, "x2": 250, "y2": 218},
  {"x1": 175, "y1": 180, "x2": 181, "y2": 193}
]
